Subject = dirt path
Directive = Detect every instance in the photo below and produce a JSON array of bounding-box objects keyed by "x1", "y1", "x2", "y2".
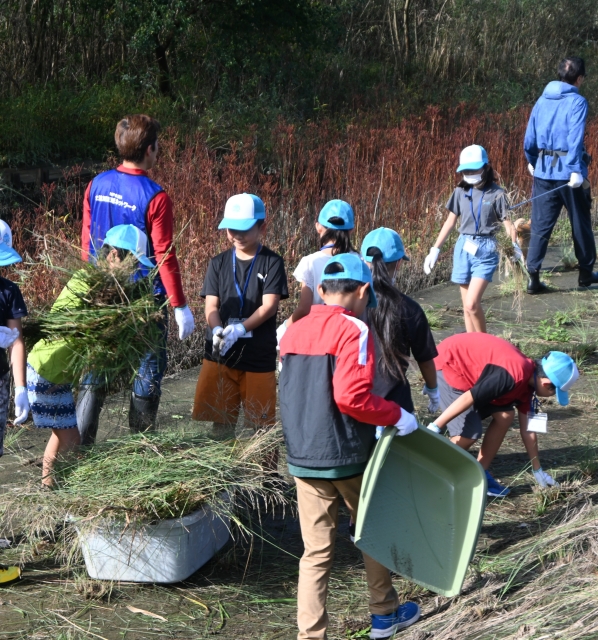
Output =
[{"x1": 1, "y1": 241, "x2": 598, "y2": 639}]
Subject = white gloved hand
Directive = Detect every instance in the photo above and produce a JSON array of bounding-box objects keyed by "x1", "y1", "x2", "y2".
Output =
[
  {"x1": 568, "y1": 172, "x2": 584, "y2": 188},
  {"x1": 276, "y1": 320, "x2": 288, "y2": 346},
  {"x1": 220, "y1": 323, "x2": 247, "y2": 356},
  {"x1": 422, "y1": 385, "x2": 440, "y2": 413},
  {"x1": 13, "y1": 386, "x2": 29, "y2": 425},
  {"x1": 533, "y1": 468, "x2": 559, "y2": 488},
  {"x1": 394, "y1": 410, "x2": 419, "y2": 436},
  {"x1": 423, "y1": 247, "x2": 440, "y2": 275},
  {"x1": 511, "y1": 242, "x2": 524, "y2": 263},
  {"x1": 0, "y1": 326, "x2": 20, "y2": 350},
  {"x1": 212, "y1": 326, "x2": 224, "y2": 356},
  {"x1": 174, "y1": 305, "x2": 195, "y2": 340},
  {"x1": 427, "y1": 422, "x2": 442, "y2": 434},
  {"x1": 527, "y1": 163, "x2": 535, "y2": 177}
]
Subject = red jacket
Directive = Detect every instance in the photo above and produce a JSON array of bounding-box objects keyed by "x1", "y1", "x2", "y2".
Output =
[
  {"x1": 82, "y1": 165, "x2": 186, "y2": 308},
  {"x1": 435, "y1": 333, "x2": 535, "y2": 413},
  {"x1": 279, "y1": 305, "x2": 402, "y2": 468}
]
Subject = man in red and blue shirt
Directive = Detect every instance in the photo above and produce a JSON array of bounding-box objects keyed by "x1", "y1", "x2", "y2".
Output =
[{"x1": 78, "y1": 114, "x2": 194, "y2": 442}]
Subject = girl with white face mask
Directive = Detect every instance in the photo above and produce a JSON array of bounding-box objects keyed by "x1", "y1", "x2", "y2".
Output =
[{"x1": 423, "y1": 145, "x2": 521, "y2": 333}]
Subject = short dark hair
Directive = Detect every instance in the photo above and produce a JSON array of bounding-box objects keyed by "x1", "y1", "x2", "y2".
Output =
[
  {"x1": 98, "y1": 244, "x2": 130, "y2": 261},
  {"x1": 320, "y1": 260, "x2": 362, "y2": 294},
  {"x1": 114, "y1": 114, "x2": 161, "y2": 163},
  {"x1": 535, "y1": 359, "x2": 556, "y2": 390},
  {"x1": 558, "y1": 57, "x2": 586, "y2": 84},
  {"x1": 457, "y1": 163, "x2": 496, "y2": 190}
]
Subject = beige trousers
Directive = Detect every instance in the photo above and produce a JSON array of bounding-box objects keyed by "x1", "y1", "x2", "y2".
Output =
[{"x1": 295, "y1": 475, "x2": 399, "y2": 640}]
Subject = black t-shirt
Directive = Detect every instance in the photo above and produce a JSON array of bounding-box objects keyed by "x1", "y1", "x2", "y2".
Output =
[
  {"x1": 0, "y1": 277, "x2": 27, "y2": 375},
  {"x1": 201, "y1": 246, "x2": 289, "y2": 372},
  {"x1": 370, "y1": 293, "x2": 438, "y2": 412}
]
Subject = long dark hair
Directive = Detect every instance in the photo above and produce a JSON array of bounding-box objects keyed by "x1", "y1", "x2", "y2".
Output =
[
  {"x1": 320, "y1": 216, "x2": 357, "y2": 255},
  {"x1": 457, "y1": 163, "x2": 496, "y2": 190},
  {"x1": 366, "y1": 248, "x2": 408, "y2": 381}
]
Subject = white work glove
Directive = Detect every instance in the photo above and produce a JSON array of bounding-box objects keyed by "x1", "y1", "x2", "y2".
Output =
[
  {"x1": 527, "y1": 163, "x2": 535, "y2": 177},
  {"x1": 276, "y1": 320, "x2": 288, "y2": 346},
  {"x1": 13, "y1": 386, "x2": 29, "y2": 425},
  {"x1": 211, "y1": 326, "x2": 224, "y2": 356},
  {"x1": 174, "y1": 306, "x2": 195, "y2": 340},
  {"x1": 220, "y1": 323, "x2": 247, "y2": 356},
  {"x1": 427, "y1": 422, "x2": 442, "y2": 434},
  {"x1": 511, "y1": 242, "x2": 524, "y2": 263},
  {"x1": 568, "y1": 172, "x2": 584, "y2": 188},
  {"x1": 394, "y1": 410, "x2": 419, "y2": 436},
  {"x1": 533, "y1": 468, "x2": 559, "y2": 488},
  {"x1": 422, "y1": 385, "x2": 440, "y2": 413},
  {"x1": 423, "y1": 247, "x2": 440, "y2": 275},
  {"x1": 0, "y1": 326, "x2": 19, "y2": 349}
]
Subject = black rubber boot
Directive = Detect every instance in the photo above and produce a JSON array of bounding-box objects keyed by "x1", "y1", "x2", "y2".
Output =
[
  {"x1": 526, "y1": 271, "x2": 549, "y2": 295},
  {"x1": 76, "y1": 385, "x2": 106, "y2": 446},
  {"x1": 578, "y1": 269, "x2": 598, "y2": 287},
  {"x1": 129, "y1": 393, "x2": 160, "y2": 434}
]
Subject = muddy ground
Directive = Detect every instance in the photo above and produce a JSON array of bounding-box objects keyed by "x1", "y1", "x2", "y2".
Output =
[{"x1": 1, "y1": 243, "x2": 598, "y2": 639}]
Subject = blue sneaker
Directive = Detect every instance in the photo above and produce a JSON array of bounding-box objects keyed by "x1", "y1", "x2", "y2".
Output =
[
  {"x1": 370, "y1": 602, "x2": 421, "y2": 639},
  {"x1": 485, "y1": 470, "x2": 511, "y2": 498}
]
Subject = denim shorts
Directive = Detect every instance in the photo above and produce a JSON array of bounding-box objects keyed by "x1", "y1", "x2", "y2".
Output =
[{"x1": 451, "y1": 234, "x2": 499, "y2": 285}]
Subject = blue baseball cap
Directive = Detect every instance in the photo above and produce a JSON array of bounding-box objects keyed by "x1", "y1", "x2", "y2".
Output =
[
  {"x1": 456, "y1": 145, "x2": 489, "y2": 172},
  {"x1": 0, "y1": 221, "x2": 21, "y2": 267},
  {"x1": 361, "y1": 227, "x2": 410, "y2": 263},
  {"x1": 541, "y1": 351, "x2": 579, "y2": 406},
  {"x1": 103, "y1": 224, "x2": 155, "y2": 269},
  {"x1": 320, "y1": 253, "x2": 377, "y2": 308},
  {"x1": 318, "y1": 200, "x2": 354, "y2": 230},
  {"x1": 219, "y1": 193, "x2": 265, "y2": 231}
]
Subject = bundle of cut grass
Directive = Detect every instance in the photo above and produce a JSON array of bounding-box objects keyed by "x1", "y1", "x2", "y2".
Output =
[
  {"x1": 0, "y1": 428, "x2": 288, "y2": 565},
  {"x1": 37, "y1": 253, "x2": 164, "y2": 388},
  {"x1": 497, "y1": 232, "x2": 529, "y2": 323}
]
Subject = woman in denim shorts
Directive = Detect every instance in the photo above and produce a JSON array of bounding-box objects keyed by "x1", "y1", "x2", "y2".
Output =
[{"x1": 423, "y1": 145, "x2": 523, "y2": 332}]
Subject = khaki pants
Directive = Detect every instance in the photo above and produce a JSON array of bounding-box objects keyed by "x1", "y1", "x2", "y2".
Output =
[{"x1": 295, "y1": 475, "x2": 399, "y2": 640}]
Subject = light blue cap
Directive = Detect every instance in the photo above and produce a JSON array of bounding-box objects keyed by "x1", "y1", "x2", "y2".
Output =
[
  {"x1": 361, "y1": 227, "x2": 410, "y2": 263},
  {"x1": 320, "y1": 253, "x2": 377, "y2": 308},
  {"x1": 318, "y1": 200, "x2": 354, "y2": 230},
  {"x1": 103, "y1": 224, "x2": 155, "y2": 269},
  {"x1": 541, "y1": 351, "x2": 579, "y2": 406},
  {"x1": 219, "y1": 193, "x2": 265, "y2": 231},
  {"x1": 0, "y1": 221, "x2": 21, "y2": 266},
  {"x1": 456, "y1": 144, "x2": 489, "y2": 172}
]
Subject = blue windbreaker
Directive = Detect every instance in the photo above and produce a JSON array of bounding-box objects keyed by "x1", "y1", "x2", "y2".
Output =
[{"x1": 524, "y1": 81, "x2": 588, "y2": 180}]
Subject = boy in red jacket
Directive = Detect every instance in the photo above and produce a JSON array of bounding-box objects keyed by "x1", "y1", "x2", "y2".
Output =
[{"x1": 279, "y1": 253, "x2": 420, "y2": 640}]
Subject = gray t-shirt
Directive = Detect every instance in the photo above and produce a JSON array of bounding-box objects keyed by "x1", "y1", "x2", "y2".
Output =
[{"x1": 446, "y1": 183, "x2": 509, "y2": 236}]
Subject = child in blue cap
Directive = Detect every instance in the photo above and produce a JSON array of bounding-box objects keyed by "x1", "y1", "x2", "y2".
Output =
[
  {"x1": 361, "y1": 227, "x2": 439, "y2": 415},
  {"x1": 423, "y1": 145, "x2": 521, "y2": 333},
  {"x1": 192, "y1": 193, "x2": 288, "y2": 439},
  {"x1": 278, "y1": 199, "x2": 357, "y2": 340},
  {"x1": 26, "y1": 224, "x2": 157, "y2": 488},
  {"x1": 279, "y1": 252, "x2": 420, "y2": 640}
]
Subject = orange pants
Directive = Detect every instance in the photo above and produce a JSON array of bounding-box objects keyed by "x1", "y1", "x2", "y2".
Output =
[{"x1": 192, "y1": 359, "x2": 276, "y2": 429}]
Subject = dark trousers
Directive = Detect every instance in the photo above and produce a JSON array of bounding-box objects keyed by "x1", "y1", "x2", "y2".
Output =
[{"x1": 526, "y1": 178, "x2": 596, "y2": 273}]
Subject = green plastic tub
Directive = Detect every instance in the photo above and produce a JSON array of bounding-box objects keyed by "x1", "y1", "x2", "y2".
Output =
[{"x1": 355, "y1": 426, "x2": 486, "y2": 597}]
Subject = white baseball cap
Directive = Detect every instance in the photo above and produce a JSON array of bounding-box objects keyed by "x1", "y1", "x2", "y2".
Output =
[
  {"x1": 218, "y1": 193, "x2": 266, "y2": 231},
  {"x1": 456, "y1": 145, "x2": 489, "y2": 172}
]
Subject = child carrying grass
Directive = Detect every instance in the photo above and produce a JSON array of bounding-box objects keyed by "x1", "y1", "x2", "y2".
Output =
[
  {"x1": 192, "y1": 193, "x2": 288, "y2": 439},
  {"x1": 27, "y1": 225, "x2": 157, "y2": 488},
  {"x1": 361, "y1": 227, "x2": 439, "y2": 414},
  {"x1": 282, "y1": 199, "x2": 357, "y2": 329},
  {"x1": 423, "y1": 145, "x2": 521, "y2": 332},
  {"x1": 279, "y1": 253, "x2": 420, "y2": 640}
]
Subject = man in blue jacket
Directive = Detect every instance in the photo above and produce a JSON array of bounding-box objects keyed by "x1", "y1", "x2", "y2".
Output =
[{"x1": 524, "y1": 56, "x2": 598, "y2": 293}]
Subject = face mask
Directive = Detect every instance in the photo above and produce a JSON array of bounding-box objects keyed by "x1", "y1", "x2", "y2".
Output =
[{"x1": 463, "y1": 173, "x2": 482, "y2": 185}]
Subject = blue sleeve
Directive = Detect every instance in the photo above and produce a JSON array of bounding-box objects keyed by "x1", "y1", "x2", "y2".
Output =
[
  {"x1": 565, "y1": 98, "x2": 588, "y2": 176},
  {"x1": 524, "y1": 104, "x2": 539, "y2": 166}
]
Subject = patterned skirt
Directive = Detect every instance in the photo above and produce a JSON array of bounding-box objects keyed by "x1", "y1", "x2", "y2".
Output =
[{"x1": 26, "y1": 364, "x2": 77, "y2": 429}]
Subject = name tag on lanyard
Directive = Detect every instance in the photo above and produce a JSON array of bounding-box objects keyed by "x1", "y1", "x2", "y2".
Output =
[
  {"x1": 527, "y1": 385, "x2": 548, "y2": 433},
  {"x1": 232, "y1": 246, "x2": 261, "y2": 339},
  {"x1": 468, "y1": 186, "x2": 487, "y2": 236},
  {"x1": 463, "y1": 239, "x2": 479, "y2": 255}
]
